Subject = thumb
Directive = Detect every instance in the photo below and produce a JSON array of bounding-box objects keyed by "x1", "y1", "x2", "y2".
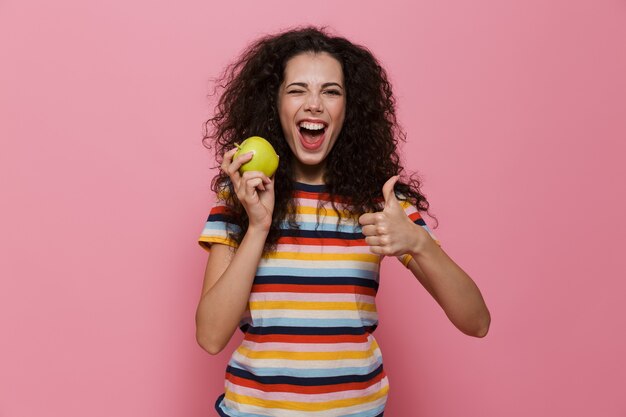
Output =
[{"x1": 382, "y1": 175, "x2": 400, "y2": 207}]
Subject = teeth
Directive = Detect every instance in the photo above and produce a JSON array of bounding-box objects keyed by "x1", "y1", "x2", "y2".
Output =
[{"x1": 299, "y1": 121, "x2": 325, "y2": 130}]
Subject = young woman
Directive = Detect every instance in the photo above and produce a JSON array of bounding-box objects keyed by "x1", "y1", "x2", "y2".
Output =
[{"x1": 196, "y1": 27, "x2": 490, "y2": 417}]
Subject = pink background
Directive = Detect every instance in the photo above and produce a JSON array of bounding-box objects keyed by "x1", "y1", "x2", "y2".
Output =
[{"x1": 1, "y1": 0, "x2": 625, "y2": 416}]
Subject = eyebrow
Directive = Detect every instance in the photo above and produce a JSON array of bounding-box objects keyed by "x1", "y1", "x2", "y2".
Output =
[{"x1": 286, "y1": 82, "x2": 344, "y2": 90}]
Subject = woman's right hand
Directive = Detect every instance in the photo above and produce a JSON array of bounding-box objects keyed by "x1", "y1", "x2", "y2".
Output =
[{"x1": 221, "y1": 147, "x2": 275, "y2": 231}]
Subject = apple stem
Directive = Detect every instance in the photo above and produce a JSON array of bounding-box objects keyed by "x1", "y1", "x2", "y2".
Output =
[{"x1": 234, "y1": 142, "x2": 242, "y2": 150}]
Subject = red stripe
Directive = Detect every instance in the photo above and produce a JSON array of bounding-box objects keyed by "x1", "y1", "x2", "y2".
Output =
[
  {"x1": 294, "y1": 190, "x2": 385, "y2": 205},
  {"x1": 210, "y1": 205, "x2": 231, "y2": 214},
  {"x1": 252, "y1": 284, "x2": 376, "y2": 296},
  {"x1": 294, "y1": 190, "x2": 351, "y2": 204},
  {"x1": 226, "y1": 371, "x2": 385, "y2": 394},
  {"x1": 407, "y1": 211, "x2": 422, "y2": 222}
]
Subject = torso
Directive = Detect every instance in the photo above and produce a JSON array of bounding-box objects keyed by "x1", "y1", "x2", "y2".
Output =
[{"x1": 217, "y1": 182, "x2": 389, "y2": 417}]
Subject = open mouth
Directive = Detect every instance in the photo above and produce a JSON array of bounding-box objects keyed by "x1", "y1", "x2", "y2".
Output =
[{"x1": 298, "y1": 121, "x2": 327, "y2": 150}]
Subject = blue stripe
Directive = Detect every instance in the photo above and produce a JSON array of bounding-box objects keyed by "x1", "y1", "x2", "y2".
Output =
[
  {"x1": 344, "y1": 404, "x2": 386, "y2": 417},
  {"x1": 215, "y1": 395, "x2": 273, "y2": 417},
  {"x1": 280, "y1": 220, "x2": 362, "y2": 233},
  {"x1": 228, "y1": 362, "x2": 383, "y2": 378},
  {"x1": 203, "y1": 221, "x2": 241, "y2": 233},
  {"x1": 256, "y1": 266, "x2": 377, "y2": 279}
]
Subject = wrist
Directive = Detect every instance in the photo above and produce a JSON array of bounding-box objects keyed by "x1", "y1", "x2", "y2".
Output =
[
  {"x1": 407, "y1": 223, "x2": 439, "y2": 259},
  {"x1": 247, "y1": 223, "x2": 271, "y2": 235}
]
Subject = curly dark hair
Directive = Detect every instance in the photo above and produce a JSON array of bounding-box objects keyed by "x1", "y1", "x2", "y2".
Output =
[{"x1": 202, "y1": 26, "x2": 437, "y2": 254}]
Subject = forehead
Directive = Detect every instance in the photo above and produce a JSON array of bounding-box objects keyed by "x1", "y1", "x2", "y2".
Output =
[{"x1": 283, "y1": 52, "x2": 344, "y2": 84}]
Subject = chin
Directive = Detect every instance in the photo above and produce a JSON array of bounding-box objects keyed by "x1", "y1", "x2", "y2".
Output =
[{"x1": 295, "y1": 151, "x2": 326, "y2": 166}]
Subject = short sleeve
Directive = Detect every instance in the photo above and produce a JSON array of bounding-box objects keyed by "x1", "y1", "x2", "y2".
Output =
[
  {"x1": 396, "y1": 200, "x2": 441, "y2": 268},
  {"x1": 198, "y1": 194, "x2": 241, "y2": 252}
]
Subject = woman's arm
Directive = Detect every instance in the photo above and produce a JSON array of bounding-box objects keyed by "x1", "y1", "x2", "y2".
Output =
[
  {"x1": 195, "y1": 147, "x2": 275, "y2": 354},
  {"x1": 405, "y1": 238, "x2": 490, "y2": 338},
  {"x1": 359, "y1": 176, "x2": 491, "y2": 338},
  {"x1": 195, "y1": 226, "x2": 269, "y2": 355}
]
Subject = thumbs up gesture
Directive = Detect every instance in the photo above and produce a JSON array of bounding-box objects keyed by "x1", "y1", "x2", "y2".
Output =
[{"x1": 358, "y1": 176, "x2": 430, "y2": 257}]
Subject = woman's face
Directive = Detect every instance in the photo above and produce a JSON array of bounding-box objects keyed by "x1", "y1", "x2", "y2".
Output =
[{"x1": 277, "y1": 52, "x2": 346, "y2": 183}]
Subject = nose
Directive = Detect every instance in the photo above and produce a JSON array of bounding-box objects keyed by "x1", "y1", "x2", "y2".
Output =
[{"x1": 304, "y1": 92, "x2": 323, "y2": 113}]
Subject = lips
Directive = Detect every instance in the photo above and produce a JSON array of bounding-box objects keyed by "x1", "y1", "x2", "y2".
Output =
[{"x1": 297, "y1": 119, "x2": 327, "y2": 151}]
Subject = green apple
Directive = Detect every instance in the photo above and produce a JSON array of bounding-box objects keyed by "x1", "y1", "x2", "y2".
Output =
[{"x1": 234, "y1": 136, "x2": 279, "y2": 177}]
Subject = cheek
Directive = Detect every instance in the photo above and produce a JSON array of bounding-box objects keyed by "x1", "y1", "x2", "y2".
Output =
[
  {"x1": 277, "y1": 107, "x2": 291, "y2": 134},
  {"x1": 278, "y1": 101, "x2": 297, "y2": 126},
  {"x1": 331, "y1": 100, "x2": 346, "y2": 123},
  {"x1": 334, "y1": 107, "x2": 346, "y2": 131}
]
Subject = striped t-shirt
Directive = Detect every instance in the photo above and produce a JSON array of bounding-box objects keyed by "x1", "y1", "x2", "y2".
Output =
[{"x1": 198, "y1": 182, "x2": 439, "y2": 417}]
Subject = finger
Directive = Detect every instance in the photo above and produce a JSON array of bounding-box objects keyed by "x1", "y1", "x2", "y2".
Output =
[
  {"x1": 241, "y1": 171, "x2": 270, "y2": 182},
  {"x1": 382, "y1": 175, "x2": 400, "y2": 207},
  {"x1": 242, "y1": 171, "x2": 271, "y2": 191},
  {"x1": 368, "y1": 234, "x2": 391, "y2": 245},
  {"x1": 365, "y1": 236, "x2": 383, "y2": 246},
  {"x1": 224, "y1": 147, "x2": 239, "y2": 159},
  {"x1": 228, "y1": 151, "x2": 254, "y2": 176},
  {"x1": 261, "y1": 175, "x2": 273, "y2": 192},
  {"x1": 264, "y1": 176, "x2": 274, "y2": 192},
  {"x1": 364, "y1": 224, "x2": 387, "y2": 237},
  {"x1": 220, "y1": 147, "x2": 238, "y2": 171},
  {"x1": 358, "y1": 212, "x2": 377, "y2": 226},
  {"x1": 247, "y1": 177, "x2": 263, "y2": 189},
  {"x1": 222, "y1": 148, "x2": 247, "y2": 187},
  {"x1": 244, "y1": 177, "x2": 264, "y2": 200},
  {"x1": 221, "y1": 147, "x2": 242, "y2": 166},
  {"x1": 367, "y1": 245, "x2": 386, "y2": 256},
  {"x1": 361, "y1": 224, "x2": 377, "y2": 237}
]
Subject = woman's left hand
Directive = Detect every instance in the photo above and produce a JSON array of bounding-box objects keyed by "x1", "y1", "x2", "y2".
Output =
[{"x1": 359, "y1": 176, "x2": 431, "y2": 257}]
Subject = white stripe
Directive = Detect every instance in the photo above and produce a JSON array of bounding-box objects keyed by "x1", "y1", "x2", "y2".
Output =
[
  {"x1": 240, "y1": 340, "x2": 375, "y2": 352},
  {"x1": 258, "y1": 258, "x2": 380, "y2": 271}
]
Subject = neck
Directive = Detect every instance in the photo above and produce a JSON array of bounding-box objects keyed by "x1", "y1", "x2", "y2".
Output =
[{"x1": 293, "y1": 161, "x2": 326, "y2": 185}]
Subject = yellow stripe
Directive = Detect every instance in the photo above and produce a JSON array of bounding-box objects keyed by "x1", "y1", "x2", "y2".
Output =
[
  {"x1": 264, "y1": 251, "x2": 378, "y2": 262},
  {"x1": 225, "y1": 384, "x2": 389, "y2": 411},
  {"x1": 249, "y1": 301, "x2": 377, "y2": 312},
  {"x1": 295, "y1": 205, "x2": 358, "y2": 218},
  {"x1": 236, "y1": 343, "x2": 379, "y2": 360},
  {"x1": 216, "y1": 190, "x2": 231, "y2": 200},
  {"x1": 198, "y1": 236, "x2": 238, "y2": 248}
]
